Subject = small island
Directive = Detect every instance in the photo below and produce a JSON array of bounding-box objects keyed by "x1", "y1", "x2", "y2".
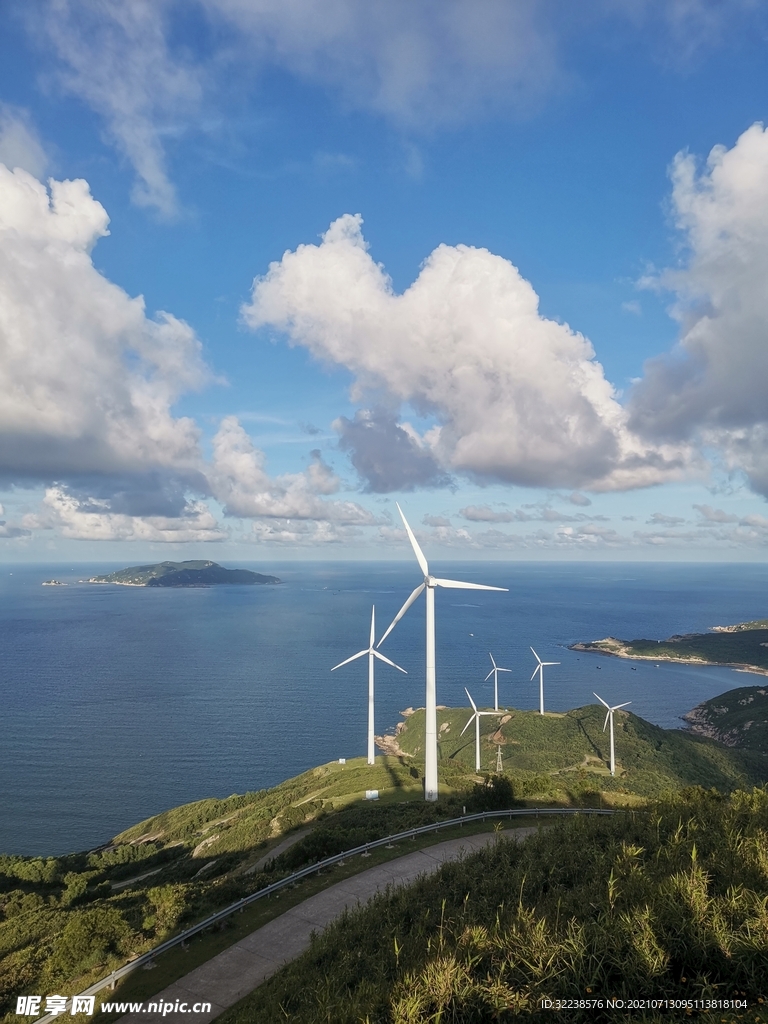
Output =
[
  {"x1": 81, "y1": 560, "x2": 281, "y2": 587},
  {"x1": 42, "y1": 579, "x2": 67, "y2": 586},
  {"x1": 571, "y1": 617, "x2": 768, "y2": 676}
]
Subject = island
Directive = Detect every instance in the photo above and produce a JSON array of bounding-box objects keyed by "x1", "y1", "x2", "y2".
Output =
[
  {"x1": 42, "y1": 579, "x2": 67, "y2": 586},
  {"x1": 570, "y1": 617, "x2": 768, "y2": 675},
  {"x1": 81, "y1": 560, "x2": 281, "y2": 587}
]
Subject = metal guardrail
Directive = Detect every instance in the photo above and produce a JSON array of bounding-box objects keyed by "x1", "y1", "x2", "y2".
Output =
[{"x1": 34, "y1": 806, "x2": 617, "y2": 1021}]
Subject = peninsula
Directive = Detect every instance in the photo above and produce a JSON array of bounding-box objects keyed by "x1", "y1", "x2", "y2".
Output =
[
  {"x1": 82, "y1": 560, "x2": 281, "y2": 587},
  {"x1": 570, "y1": 618, "x2": 768, "y2": 675}
]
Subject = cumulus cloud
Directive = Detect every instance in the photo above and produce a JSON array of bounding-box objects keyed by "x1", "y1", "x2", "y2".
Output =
[
  {"x1": 567, "y1": 491, "x2": 592, "y2": 506},
  {"x1": 209, "y1": 415, "x2": 376, "y2": 524},
  {"x1": 0, "y1": 165, "x2": 207, "y2": 482},
  {"x1": 28, "y1": 486, "x2": 226, "y2": 542},
  {"x1": 629, "y1": 123, "x2": 768, "y2": 497},
  {"x1": 244, "y1": 214, "x2": 691, "y2": 492},
  {"x1": 422, "y1": 514, "x2": 451, "y2": 528},
  {"x1": 0, "y1": 105, "x2": 48, "y2": 178},
  {"x1": 334, "y1": 407, "x2": 451, "y2": 492}
]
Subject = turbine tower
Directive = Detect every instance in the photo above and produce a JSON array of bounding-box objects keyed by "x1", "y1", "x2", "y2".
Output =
[
  {"x1": 331, "y1": 606, "x2": 406, "y2": 765},
  {"x1": 530, "y1": 647, "x2": 559, "y2": 715},
  {"x1": 461, "y1": 688, "x2": 498, "y2": 773},
  {"x1": 485, "y1": 652, "x2": 511, "y2": 712},
  {"x1": 378, "y1": 504, "x2": 507, "y2": 801},
  {"x1": 594, "y1": 692, "x2": 632, "y2": 776}
]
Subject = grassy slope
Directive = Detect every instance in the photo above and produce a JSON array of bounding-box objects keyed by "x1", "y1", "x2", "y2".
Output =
[
  {"x1": 394, "y1": 703, "x2": 767, "y2": 798},
  {"x1": 221, "y1": 787, "x2": 768, "y2": 1024},
  {"x1": 2, "y1": 707, "x2": 766, "y2": 1020}
]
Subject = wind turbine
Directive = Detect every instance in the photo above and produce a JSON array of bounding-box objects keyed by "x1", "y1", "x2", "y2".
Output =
[
  {"x1": 461, "y1": 688, "x2": 498, "y2": 773},
  {"x1": 530, "y1": 647, "x2": 559, "y2": 715},
  {"x1": 593, "y1": 692, "x2": 631, "y2": 776},
  {"x1": 485, "y1": 652, "x2": 511, "y2": 712},
  {"x1": 331, "y1": 606, "x2": 406, "y2": 765},
  {"x1": 378, "y1": 504, "x2": 507, "y2": 801}
]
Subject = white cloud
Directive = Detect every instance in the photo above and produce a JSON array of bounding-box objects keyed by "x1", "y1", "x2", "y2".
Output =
[
  {"x1": 244, "y1": 215, "x2": 691, "y2": 492},
  {"x1": 30, "y1": 486, "x2": 226, "y2": 542},
  {"x1": 209, "y1": 415, "x2": 376, "y2": 524},
  {"x1": 0, "y1": 164, "x2": 207, "y2": 480},
  {"x1": 630, "y1": 123, "x2": 768, "y2": 497},
  {"x1": 646, "y1": 512, "x2": 685, "y2": 525},
  {"x1": 0, "y1": 105, "x2": 48, "y2": 178},
  {"x1": 37, "y1": 0, "x2": 203, "y2": 216}
]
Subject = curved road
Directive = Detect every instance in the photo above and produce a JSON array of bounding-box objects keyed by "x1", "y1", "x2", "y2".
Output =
[{"x1": 116, "y1": 826, "x2": 537, "y2": 1023}]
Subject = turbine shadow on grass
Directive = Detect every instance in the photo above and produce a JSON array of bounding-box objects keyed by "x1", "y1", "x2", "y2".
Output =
[{"x1": 573, "y1": 709, "x2": 608, "y2": 767}]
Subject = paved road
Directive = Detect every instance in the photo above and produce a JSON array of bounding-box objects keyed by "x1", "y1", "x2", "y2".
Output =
[{"x1": 116, "y1": 826, "x2": 536, "y2": 1023}]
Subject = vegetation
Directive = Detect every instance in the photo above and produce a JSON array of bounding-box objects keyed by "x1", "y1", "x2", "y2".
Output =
[
  {"x1": 684, "y1": 685, "x2": 768, "y2": 752},
  {"x1": 3, "y1": 702, "x2": 767, "y2": 1021},
  {"x1": 82, "y1": 560, "x2": 280, "y2": 587},
  {"x1": 394, "y1": 703, "x2": 767, "y2": 799},
  {"x1": 222, "y1": 787, "x2": 768, "y2": 1024},
  {"x1": 572, "y1": 621, "x2": 768, "y2": 673}
]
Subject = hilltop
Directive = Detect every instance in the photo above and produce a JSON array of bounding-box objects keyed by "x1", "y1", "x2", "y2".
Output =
[
  {"x1": 572, "y1": 615, "x2": 768, "y2": 675},
  {"x1": 82, "y1": 561, "x2": 281, "y2": 587},
  {"x1": 384, "y1": 701, "x2": 767, "y2": 799}
]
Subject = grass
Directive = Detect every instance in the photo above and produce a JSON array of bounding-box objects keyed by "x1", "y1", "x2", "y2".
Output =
[
  {"x1": 97, "y1": 816, "x2": 542, "y2": 1022},
  {"x1": 220, "y1": 786, "x2": 768, "y2": 1024},
  {"x1": 3, "y1": 700, "x2": 767, "y2": 1022}
]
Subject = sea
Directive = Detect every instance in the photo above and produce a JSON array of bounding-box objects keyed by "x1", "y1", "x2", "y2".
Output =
[{"x1": 1, "y1": 560, "x2": 766, "y2": 857}]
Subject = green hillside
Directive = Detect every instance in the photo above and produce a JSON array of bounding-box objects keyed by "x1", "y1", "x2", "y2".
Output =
[
  {"x1": 82, "y1": 560, "x2": 280, "y2": 587},
  {"x1": 2, "y1": 705, "x2": 766, "y2": 1020},
  {"x1": 224, "y1": 787, "x2": 768, "y2": 1024},
  {"x1": 392, "y1": 703, "x2": 767, "y2": 799},
  {"x1": 684, "y1": 684, "x2": 768, "y2": 752}
]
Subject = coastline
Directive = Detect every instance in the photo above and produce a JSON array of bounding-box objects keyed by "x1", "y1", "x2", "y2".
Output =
[{"x1": 569, "y1": 637, "x2": 768, "y2": 678}]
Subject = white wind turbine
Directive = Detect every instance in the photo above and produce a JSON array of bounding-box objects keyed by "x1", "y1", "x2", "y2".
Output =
[
  {"x1": 485, "y1": 653, "x2": 511, "y2": 712},
  {"x1": 461, "y1": 687, "x2": 498, "y2": 773},
  {"x1": 594, "y1": 692, "x2": 631, "y2": 776},
  {"x1": 331, "y1": 606, "x2": 406, "y2": 765},
  {"x1": 530, "y1": 647, "x2": 559, "y2": 715},
  {"x1": 378, "y1": 503, "x2": 507, "y2": 801}
]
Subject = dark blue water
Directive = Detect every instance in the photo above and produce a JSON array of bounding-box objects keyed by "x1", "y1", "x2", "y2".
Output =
[{"x1": 1, "y1": 561, "x2": 766, "y2": 856}]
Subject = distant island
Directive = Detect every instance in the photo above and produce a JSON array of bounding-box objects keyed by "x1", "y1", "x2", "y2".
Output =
[
  {"x1": 81, "y1": 560, "x2": 281, "y2": 587},
  {"x1": 571, "y1": 617, "x2": 768, "y2": 676},
  {"x1": 42, "y1": 579, "x2": 67, "y2": 586}
]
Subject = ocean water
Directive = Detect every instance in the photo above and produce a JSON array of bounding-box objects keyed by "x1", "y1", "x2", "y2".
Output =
[{"x1": 1, "y1": 560, "x2": 767, "y2": 856}]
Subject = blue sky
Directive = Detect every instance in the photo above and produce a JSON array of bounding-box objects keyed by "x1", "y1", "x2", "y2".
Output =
[{"x1": 1, "y1": 0, "x2": 768, "y2": 561}]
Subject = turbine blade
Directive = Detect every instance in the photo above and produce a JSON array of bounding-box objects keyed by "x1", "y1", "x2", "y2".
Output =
[
  {"x1": 376, "y1": 583, "x2": 425, "y2": 647},
  {"x1": 603, "y1": 710, "x2": 610, "y2": 732},
  {"x1": 484, "y1": 669, "x2": 494, "y2": 681},
  {"x1": 593, "y1": 692, "x2": 610, "y2": 709},
  {"x1": 464, "y1": 686, "x2": 477, "y2": 712},
  {"x1": 372, "y1": 649, "x2": 407, "y2": 673},
  {"x1": 530, "y1": 668, "x2": 539, "y2": 681},
  {"x1": 396, "y1": 502, "x2": 429, "y2": 577},
  {"x1": 530, "y1": 647, "x2": 543, "y2": 665},
  {"x1": 460, "y1": 714, "x2": 476, "y2": 737},
  {"x1": 433, "y1": 578, "x2": 507, "y2": 591},
  {"x1": 612, "y1": 701, "x2": 632, "y2": 711},
  {"x1": 331, "y1": 649, "x2": 368, "y2": 671},
  {"x1": 369, "y1": 606, "x2": 375, "y2": 648},
  {"x1": 489, "y1": 653, "x2": 497, "y2": 668},
  {"x1": 543, "y1": 661, "x2": 560, "y2": 667},
  {"x1": 499, "y1": 667, "x2": 512, "y2": 673}
]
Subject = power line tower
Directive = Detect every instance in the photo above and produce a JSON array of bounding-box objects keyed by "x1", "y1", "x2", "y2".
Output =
[{"x1": 495, "y1": 745, "x2": 503, "y2": 774}]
